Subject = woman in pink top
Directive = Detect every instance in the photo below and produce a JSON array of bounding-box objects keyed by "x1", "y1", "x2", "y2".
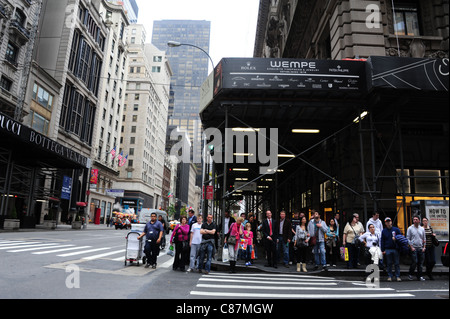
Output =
[
  {"x1": 170, "y1": 216, "x2": 190, "y2": 271},
  {"x1": 226, "y1": 217, "x2": 244, "y2": 273},
  {"x1": 243, "y1": 223, "x2": 254, "y2": 266}
]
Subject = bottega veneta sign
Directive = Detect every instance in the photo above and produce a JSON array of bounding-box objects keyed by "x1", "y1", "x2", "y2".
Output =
[{"x1": 0, "y1": 112, "x2": 89, "y2": 168}]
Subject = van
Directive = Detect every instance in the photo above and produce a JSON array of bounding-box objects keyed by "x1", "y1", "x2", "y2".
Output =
[{"x1": 138, "y1": 208, "x2": 169, "y2": 232}]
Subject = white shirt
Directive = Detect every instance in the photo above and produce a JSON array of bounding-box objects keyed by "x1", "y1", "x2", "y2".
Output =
[{"x1": 191, "y1": 223, "x2": 203, "y2": 245}]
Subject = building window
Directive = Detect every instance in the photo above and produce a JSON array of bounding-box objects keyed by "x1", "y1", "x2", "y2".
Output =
[
  {"x1": 29, "y1": 111, "x2": 49, "y2": 135},
  {"x1": 32, "y1": 83, "x2": 54, "y2": 110},
  {"x1": 5, "y1": 42, "x2": 19, "y2": 65},
  {"x1": 393, "y1": 2, "x2": 420, "y2": 36},
  {"x1": 152, "y1": 66, "x2": 161, "y2": 73},
  {"x1": 0, "y1": 76, "x2": 13, "y2": 92},
  {"x1": 153, "y1": 56, "x2": 162, "y2": 62}
]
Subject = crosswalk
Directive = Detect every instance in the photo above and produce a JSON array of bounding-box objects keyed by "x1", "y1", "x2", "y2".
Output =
[
  {"x1": 0, "y1": 240, "x2": 126, "y2": 261},
  {"x1": 0, "y1": 239, "x2": 173, "y2": 266},
  {"x1": 189, "y1": 273, "x2": 415, "y2": 299}
]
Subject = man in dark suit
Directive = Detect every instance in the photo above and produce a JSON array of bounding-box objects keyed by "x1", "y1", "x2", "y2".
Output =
[
  {"x1": 277, "y1": 210, "x2": 293, "y2": 267},
  {"x1": 262, "y1": 210, "x2": 278, "y2": 268}
]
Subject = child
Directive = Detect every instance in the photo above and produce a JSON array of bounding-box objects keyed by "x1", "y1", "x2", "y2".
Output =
[{"x1": 243, "y1": 223, "x2": 254, "y2": 266}]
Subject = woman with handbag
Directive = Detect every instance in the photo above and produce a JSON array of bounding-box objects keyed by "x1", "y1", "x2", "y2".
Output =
[
  {"x1": 360, "y1": 224, "x2": 382, "y2": 265},
  {"x1": 294, "y1": 216, "x2": 309, "y2": 272},
  {"x1": 343, "y1": 213, "x2": 364, "y2": 269},
  {"x1": 326, "y1": 218, "x2": 339, "y2": 267},
  {"x1": 422, "y1": 217, "x2": 438, "y2": 280},
  {"x1": 225, "y1": 217, "x2": 244, "y2": 273},
  {"x1": 170, "y1": 216, "x2": 190, "y2": 271}
]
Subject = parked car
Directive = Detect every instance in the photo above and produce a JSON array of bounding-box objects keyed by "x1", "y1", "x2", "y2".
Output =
[
  {"x1": 169, "y1": 220, "x2": 180, "y2": 231},
  {"x1": 442, "y1": 242, "x2": 449, "y2": 267}
]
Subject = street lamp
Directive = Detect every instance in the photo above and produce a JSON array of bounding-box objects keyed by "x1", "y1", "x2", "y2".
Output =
[{"x1": 167, "y1": 41, "x2": 215, "y2": 71}]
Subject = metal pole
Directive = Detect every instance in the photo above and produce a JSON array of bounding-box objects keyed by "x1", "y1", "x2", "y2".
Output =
[
  {"x1": 221, "y1": 106, "x2": 228, "y2": 246},
  {"x1": 358, "y1": 112, "x2": 368, "y2": 222}
]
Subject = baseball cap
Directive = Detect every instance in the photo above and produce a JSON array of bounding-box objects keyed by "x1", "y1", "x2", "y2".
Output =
[{"x1": 384, "y1": 217, "x2": 392, "y2": 222}]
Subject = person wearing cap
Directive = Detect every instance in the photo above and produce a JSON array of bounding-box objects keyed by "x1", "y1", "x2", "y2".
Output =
[{"x1": 381, "y1": 217, "x2": 402, "y2": 281}]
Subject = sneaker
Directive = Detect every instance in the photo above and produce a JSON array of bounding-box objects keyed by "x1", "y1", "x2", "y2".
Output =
[
  {"x1": 144, "y1": 263, "x2": 150, "y2": 268},
  {"x1": 387, "y1": 277, "x2": 392, "y2": 282},
  {"x1": 408, "y1": 275, "x2": 414, "y2": 281},
  {"x1": 152, "y1": 264, "x2": 156, "y2": 269},
  {"x1": 419, "y1": 277, "x2": 425, "y2": 281},
  {"x1": 396, "y1": 277, "x2": 402, "y2": 282}
]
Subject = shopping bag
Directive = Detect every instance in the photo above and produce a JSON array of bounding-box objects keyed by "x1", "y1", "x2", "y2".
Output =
[
  {"x1": 340, "y1": 246, "x2": 345, "y2": 261},
  {"x1": 251, "y1": 248, "x2": 255, "y2": 260},
  {"x1": 222, "y1": 244, "x2": 229, "y2": 263},
  {"x1": 239, "y1": 238, "x2": 248, "y2": 250},
  {"x1": 344, "y1": 247, "x2": 349, "y2": 261},
  {"x1": 167, "y1": 244, "x2": 174, "y2": 257}
]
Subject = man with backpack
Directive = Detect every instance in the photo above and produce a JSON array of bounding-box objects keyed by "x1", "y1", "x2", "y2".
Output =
[{"x1": 381, "y1": 217, "x2": 402, "y2": 282}]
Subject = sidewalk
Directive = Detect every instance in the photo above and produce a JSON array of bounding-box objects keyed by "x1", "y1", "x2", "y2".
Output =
[{"x1": 211, "y1": 247, "x2": 449, "y2": 278}]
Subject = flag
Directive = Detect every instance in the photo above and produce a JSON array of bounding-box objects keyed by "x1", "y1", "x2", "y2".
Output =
[
  {"x1": 117, "y1": 151, "x2": 123, "y2": 163},
  {"x1": 110, "y1": 147, "x2": 116, "y2": 159},
  {"x1": 119, "y1": 154, "x2": 128, "y2": 167}
]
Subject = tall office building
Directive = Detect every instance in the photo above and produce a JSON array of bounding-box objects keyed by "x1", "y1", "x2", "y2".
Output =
[
  {"x1": 116, "y1": 24, "x2": 172, "y2": 212},
  {"x1": 151, "y1": 20, "x2": 211, "y2": 150}
]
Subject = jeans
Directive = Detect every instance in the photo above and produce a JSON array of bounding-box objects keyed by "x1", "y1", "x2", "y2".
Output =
[
  {"x1": 276, "y1": 236, "x2": 290, "y2": 265},
  {"x1": 198, "y1": 242, "x2": 214, "y2": 273},
  {"x1": 409, "y1": 248, "x2": 425, "y2": 279},
  {"x1": 189, "y1": 243, "x2": 201, "y2": 270},
  {"x1": 313, "y1": 241, "x2": 326, "y2": 266},
  {"x1": 245, "y1": 245, "x2": 253, "y2": 263},
  {"x1": 385, "y1": 248, "x2": 400, "y2": 278}
]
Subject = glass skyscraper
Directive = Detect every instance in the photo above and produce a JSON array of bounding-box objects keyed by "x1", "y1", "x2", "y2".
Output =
[{"x1": 151, "y1": 20, "x2": 211, "y2": 147}]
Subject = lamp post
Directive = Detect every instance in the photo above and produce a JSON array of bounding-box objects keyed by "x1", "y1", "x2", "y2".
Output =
[
  {"x1": 166, "y1": 40, "x2": 214, "y2": 221},
  {"x1": 167, "y1": 41, "x2": 215, "y2": 71}
]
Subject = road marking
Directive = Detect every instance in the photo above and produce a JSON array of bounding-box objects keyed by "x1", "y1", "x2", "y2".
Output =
[
  {"x1": 190, "y1": 291, "x2": 414, "y2": 298},
  {"x1": 33, "y1": 246, "x2": 92, "y2": 255},
  {"x1": 57, "y1": 247, "x2": 111, "y2": 257},
  {"x1": 0, "y1": 242, "x2": 42, "y2": 249},
  {"x1": 82, "y1": 249, "x2": 126, "y2": 260},
  {"x1": 7, "y1": 244, "x2": 73, "y2": 252},
  {"x1": 0, "y1": 243, "x2": 48, "y2": 250},
  {"x1": 198, "y1": 277, "x2": 337, "y2": 286},
  {"x1": 196, "y1": 284, "x2": 396, "y2": 291}
]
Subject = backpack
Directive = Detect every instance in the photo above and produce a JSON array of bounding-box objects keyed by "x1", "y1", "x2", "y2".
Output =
[{"x1": 395, "y1": 234, "x2": 409, "y2": 255}]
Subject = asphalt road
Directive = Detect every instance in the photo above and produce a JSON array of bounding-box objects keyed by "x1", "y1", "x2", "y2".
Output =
[{"x1": 0, "y1": 227, "x2": 448, "y2": 302}]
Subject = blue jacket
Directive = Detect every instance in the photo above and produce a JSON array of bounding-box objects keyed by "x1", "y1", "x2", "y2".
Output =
[{"x1": 381, "y1": 226, "x2": 402, "y2": 252}]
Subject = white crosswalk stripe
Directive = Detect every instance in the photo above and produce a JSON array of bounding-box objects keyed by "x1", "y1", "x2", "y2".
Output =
[
  {"x1": 82, "y1": 249, "x2": 126, "y2": 260},
  {"x1": 189, "y1": 272, "x2": 415, "y2": 299}
]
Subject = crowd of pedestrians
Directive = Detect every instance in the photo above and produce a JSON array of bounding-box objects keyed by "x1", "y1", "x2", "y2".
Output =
[{"x1": 139, "y1": 208, "x2": 439, "y2": 281}]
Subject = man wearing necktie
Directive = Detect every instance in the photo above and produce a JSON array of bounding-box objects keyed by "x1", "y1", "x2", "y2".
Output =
[{"x1": 262, "y1": 210, "x2": 279, "y2": 268}]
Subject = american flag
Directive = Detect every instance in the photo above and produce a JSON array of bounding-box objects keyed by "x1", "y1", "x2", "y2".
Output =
[
  {"x1": 110, "y1": 147, "x2": 117, "y2": 159},
  {"x1": 117, "y1": 151, "x2": 123, "y2": 163},
  {"x1": 119, "y1": 154, "x2": 128, "y2": 167}
]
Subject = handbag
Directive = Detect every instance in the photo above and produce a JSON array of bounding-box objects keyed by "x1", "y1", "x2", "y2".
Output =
[
  {"x1": 432, "y1": 235, "x2": 439, "y2": 247},
  {"x1": 227, "y1": 223, "x2": 238, "y2": 245}
]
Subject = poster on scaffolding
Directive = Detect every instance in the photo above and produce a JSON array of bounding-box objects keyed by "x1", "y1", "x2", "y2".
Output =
[{"x1": 425, "y1": 201, "x2": 449, "y2": 241}]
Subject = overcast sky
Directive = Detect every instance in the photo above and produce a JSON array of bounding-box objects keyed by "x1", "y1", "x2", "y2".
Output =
[{"x1": 135, "y1": 0, "x2": 260, "y2": 69}]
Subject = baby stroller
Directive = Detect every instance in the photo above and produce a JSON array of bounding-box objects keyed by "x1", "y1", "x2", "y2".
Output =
[{"x1": 124, "y1": 231, "x2": 144, "y2": 266}]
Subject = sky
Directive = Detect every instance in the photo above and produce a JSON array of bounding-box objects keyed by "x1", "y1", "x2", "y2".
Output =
[{"x1": 135, "y1": 0, "x2": 261, "y2": 70}]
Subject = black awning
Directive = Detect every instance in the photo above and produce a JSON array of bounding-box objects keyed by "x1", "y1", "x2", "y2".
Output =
[
  {"x1": 368, "y1": 56, "x2": 449, "y2": 91},
  {"x1": 0, "y1": 111, "x2": 90, "y2": 169}
]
